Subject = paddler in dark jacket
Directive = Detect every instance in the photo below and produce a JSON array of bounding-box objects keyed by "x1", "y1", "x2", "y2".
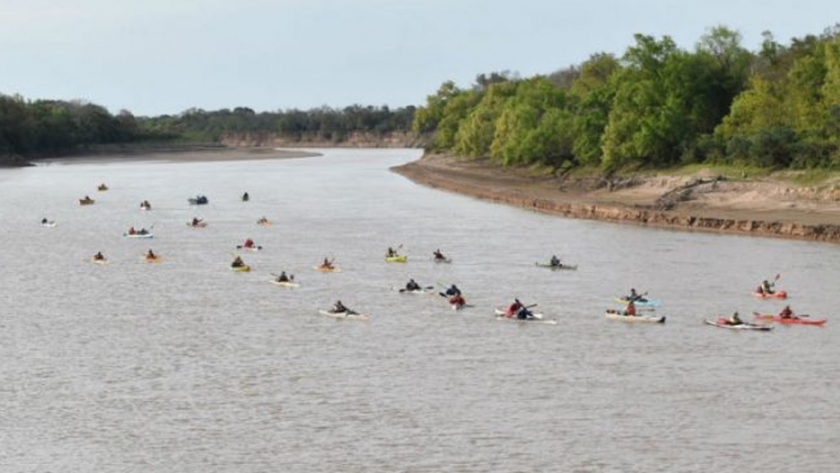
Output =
[
  {"x1": 332, "y1": 300, "x2": 349, "y2": 313},
  {"x1": 778, "y1": 305, "x2": 795, "y2": 319}
]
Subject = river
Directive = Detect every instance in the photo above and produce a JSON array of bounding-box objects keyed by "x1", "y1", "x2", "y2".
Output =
[{"x1": 0, "y1": 148, "x2": 837, "y2": 472}]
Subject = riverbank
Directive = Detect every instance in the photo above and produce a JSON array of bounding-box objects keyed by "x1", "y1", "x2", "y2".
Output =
[
  {"x1": 392, "y1": 154, "x2": 840, "y2": 244},
  {"x1": 34, "y1": 146, "x2": 320, "y2": 165}
]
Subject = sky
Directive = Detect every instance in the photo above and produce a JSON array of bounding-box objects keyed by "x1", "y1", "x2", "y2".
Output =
[{"x1": 0, "y1": 0, "x2": 837, "y2": 116}]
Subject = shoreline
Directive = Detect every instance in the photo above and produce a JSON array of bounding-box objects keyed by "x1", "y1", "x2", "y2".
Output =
[
  {"x1": 392, "y1": 154, "x2": 840, "y2": 245},
  {"x1": 31, "y1": 146, "x2": 321, "y2": 165}
]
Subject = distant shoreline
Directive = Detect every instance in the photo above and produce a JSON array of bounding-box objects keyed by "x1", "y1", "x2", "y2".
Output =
[
  {"x1": 33, "y1": 146, "x2": 321, "y2": 165},
  {"x1": 392, "y1": 154, "x2": 840, "y2": 245}
]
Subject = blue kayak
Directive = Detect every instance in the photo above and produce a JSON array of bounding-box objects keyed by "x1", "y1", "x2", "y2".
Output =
[{"x1": 614, "y1": 296, "x2": 661, "y2": 308}]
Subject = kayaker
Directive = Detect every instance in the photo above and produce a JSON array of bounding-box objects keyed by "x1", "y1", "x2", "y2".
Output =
[
  {"x1": 321, "y1": 257, "x2": 334, "y2": 269},
  {"x1": 41, "y1": 217, "x2": 48, "y2": 224},
  {"x1": 779, "y1": 305, "x2": 795, "y2": 319},
  {"x1": 277, "y1": 271, "x2": 292, "y2": 282},
  {"x1": 507, "y1": 298, "x2": 524, "y2": 318},
  {"x1": 146, "y1": 249, "x2": 156, "y2": 259},
  {"x1": 231, "y1": 256, "x2": 245, "y2": 268},
  {"x1": 93, "y1": 251, "x2": 105, "y2": 261},
  {"x1": 433, "y1": 249, "x2": 446, "y2": 261},
  {"x1": 627, "y1": 288, "x2": 648, "y2": 303},
  {"x1": 191, "y1": 217, "x2": 202, "y2": 227},
  {"x1": 759, "y1": 280, "x2": 774, "y2": 295},
  {"x1": 243, "y1": 238, "x2": 255, "y2": 248},
  {"x1": 128, "y1": 226, "x2": 136, "y2": 235},
  {"x1": 386, "y1": 247, "x2": 398, "y2": 258},
  {"x1": 550, "y1": 255, "x2": 561, "y2": 267},
  {"x1": 727, "y1": 311, "x2": 743, "y2": 325},
  {"x1": 623, "y1": 300, "x2": 637, "y2": 316},
  {"x1": 443, "y1": 284, "x2": 461, "y2": 297},
  {"x1": 242, "y1": 192, "x2": 249, "y2": 201},
  {"x1": 257, "y1": 216, "x2": 268, "y2": 224},
  {"x1": 405, "y1": 279, "x2": 421, "y2": 291},
  {"x1": 138, "y1": 228, "x2": 149, "y2": 235},
  {"x1": 332, "y1": 300, "x2": 349, "y2": 313},
  {"x1": 517, "y1": 305, "x2": 534, "y2": 320}
]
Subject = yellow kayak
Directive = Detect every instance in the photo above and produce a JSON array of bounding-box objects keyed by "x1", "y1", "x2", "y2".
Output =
[
  {"x1": 230, "y1": 265, "x2": 251, "y2": 272},
  {"x1": 385, "y1": 255, "x2": 407, "y2": 263},
  {"x1": 314, "y1": 265, "x2": 341, "y2": 273}
]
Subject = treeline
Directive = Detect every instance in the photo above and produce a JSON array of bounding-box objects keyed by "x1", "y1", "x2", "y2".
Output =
[
  {"x1": 0, "y1": 95, "x2": 417, "y2": 160},
  {"x1": 0, "y1": 96, "x2": 151, "y2": 159},
  {"x1": 141, "y1": 105, "x2": 416, "y2": 143},
  {"x1": 413, "y1": 25, "x2": 840, "y2": 171}
]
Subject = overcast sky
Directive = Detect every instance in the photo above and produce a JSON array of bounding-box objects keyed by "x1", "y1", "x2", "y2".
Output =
[{"x1": 0, "y1": 0, "x2": 836, "y2": 116}]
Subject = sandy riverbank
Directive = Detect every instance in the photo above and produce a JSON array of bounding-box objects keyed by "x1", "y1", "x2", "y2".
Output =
[
  {"x1": 34, "y1": 146, "x2": 320, "y2": 165},
  {"x1": 392, "y1": 154, "x2": 840, "y2": 244}
]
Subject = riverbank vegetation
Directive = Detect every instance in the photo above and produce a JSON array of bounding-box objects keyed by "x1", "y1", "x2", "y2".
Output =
[
  {"x1": 0, "y1": 94, "x2": 416, "y2": 164},
  {"x1": 413, "y1": 25, "x2": 840, "y2": 174}
]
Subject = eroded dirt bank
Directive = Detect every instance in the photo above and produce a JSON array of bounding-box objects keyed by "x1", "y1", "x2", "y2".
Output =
[{"x1": 392, "y1": 154, "x2": 840, "y2": 244}]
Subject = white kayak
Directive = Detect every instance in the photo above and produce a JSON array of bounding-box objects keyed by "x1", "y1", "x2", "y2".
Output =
[
  {"x1": 41, "y1": 221, "x2": 57, "y2": 227},
  {"x1": 704, "y1": 319, "x2": 774, "y2": 331},
  {"x1": 319, "y1": 309, "x2": 369, "y2": 320},
  {"x1": 237, "y1": 245, "x2": 263, "y2": 252},
  {"x1": 605, "y1": 309, "x2": 665, "y2": 323},
  {"x1": 494, "y1": 308, "x2": 556, "y2": 324},
  {"x1": 123, "y1": 233, "x2": 153, "y2": 239},
  {"x1": 270, "y1": 279, "x2": 299, "y2": 288}
]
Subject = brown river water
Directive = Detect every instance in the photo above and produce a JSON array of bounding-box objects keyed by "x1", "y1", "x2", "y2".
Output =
[{"x1": 0, "y1": 149, "x2": 837, "y2": 472}]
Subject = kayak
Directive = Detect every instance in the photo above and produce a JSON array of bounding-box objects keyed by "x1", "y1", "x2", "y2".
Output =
[
  {"x1": 123, "y1": 233, "x2": 153, "y2": 239},
  {"x1": 705, "y1": 318, "x2": 773, "y2": 331},
  {"x1": 91, "y1": 257, "x2": 108, "y2": 265},
  {"x1": 144, "y1": 255, "x2": 162, "y2": 263},
  {"x1": 752, "y1": 290, "x2": 788, "y2": 299},
  {"x1": 493, "y1": 308, "x2": 554, "y2": 324},
  {"x1": 452, "y1": 303, "x2": 473, "y2": 311},
  {"x1": 230, "y1": 265, "x2": 251, "y2": 272},
  {"x1": 394, "y1": 287, "x2": 431, "y2": 294},
  {"x1": 187, "y1": 221, "x2": 208, "y2": 228},
  {"x1": 140, "y1": 203, "x2": 151, "y2": 211},
  {"x1": 78, "y1": 198, "x2": 95, "y2": 205},
  {"x1": 270, "y1": 279, "x2": 299, "y2": 288},
  {"x1": 257, "y1": 219, "x2": 271, "y2": 226},
  {"x1": 615, "y1": 297, "x2": 661, "y2": 308},
  {"x1": 385, "y1": 255, "x2": 407, "y2": 263},
  {"x1": 41, "y1": 221, "x2": 56, "y2": 227},
  {"x1": 188, "y1": 196, "x2": 208, "y2": 205},
  {"x1": 237, "y1": 245, "x2": 262, "y2": 252},
  {"x1": 535, "y1": 262, "x2": 578, "y2": 271},
  {"x1": 319, "y1": 309, "x2": 369, "y2": 320},
  {"x1": 97, "y1": 184, "x2": 108, "y2": 191},
  {"x1": 604, "y1": 309, "x2": 665, "y2": 323},
  {"x1": 314, "y1": 265, "x2": 341, "y2": 273},
  {"x1": 753, "y1": 313, "x2": 826, "y2": 326},
  {"x1": 433, "y1": 257, "x2": 452, "y2": 264}
]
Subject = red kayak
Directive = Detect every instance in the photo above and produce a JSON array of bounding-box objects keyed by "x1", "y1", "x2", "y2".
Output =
[
  {"x1": 753, "y1": 313, "x2": 826, "y2": 326},
  {"x1": 752, "y1": 290, "x2": 788, "y2": 299}
]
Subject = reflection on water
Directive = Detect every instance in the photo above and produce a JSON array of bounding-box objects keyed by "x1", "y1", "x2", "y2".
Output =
[{"x1": 0, "y1": 149, "x2": 837, "y2": 472}]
